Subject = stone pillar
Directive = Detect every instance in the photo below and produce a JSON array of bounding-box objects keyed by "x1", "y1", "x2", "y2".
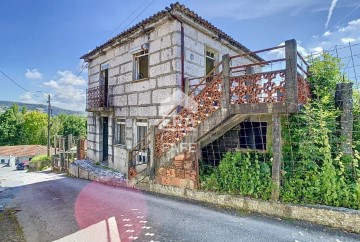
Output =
[
  {"x1": 271, "y1": 114, "x2": 282, "y2": 201},
  {"x1": 184, "y1": 77, "x2": 190, "y2": 96},
  {"x1": 285, "y1": 39, "x2": 298, "y2": 113},
  {"x1": 221, "y1": 54, "x2": 231, "y2": 109},
  {"x1": 335, "y1": 82, "x2": 353, "y2": 155},
  {"x1": 149, "y1": 125, "x2": 158, "y2": 179}
]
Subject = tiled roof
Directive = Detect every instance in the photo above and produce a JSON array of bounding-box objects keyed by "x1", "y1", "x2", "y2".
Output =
[
  {"x1": 0, "y1": 145, "x2": 47, "y2": 157},
  {"x1": 81, "y1": 2, "x2": 262, "y2": 61}
]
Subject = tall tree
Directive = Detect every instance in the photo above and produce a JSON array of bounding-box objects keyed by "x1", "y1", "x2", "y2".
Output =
[
  {"x1": 0, "y1": 104, "x2": 24, "y2": 145},
  {"x1": 23, "y1": 111, "x2": 47, "y2": 145},
  {"x1": 60, "y1": 115, "x2": 87, "y2": 137}
]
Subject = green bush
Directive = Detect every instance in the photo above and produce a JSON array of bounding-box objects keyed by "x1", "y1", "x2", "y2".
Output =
[
  {"x1": 200, "y1": 152, "x2": 272, "y2": 200},
  {"x1": 28, "y1": 155, "x2": 51, "y2": 171}
]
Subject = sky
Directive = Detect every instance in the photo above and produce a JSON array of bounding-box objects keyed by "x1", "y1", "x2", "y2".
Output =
[{"x1": 0, "y1": 0, "x2": 360, "y2": 111}]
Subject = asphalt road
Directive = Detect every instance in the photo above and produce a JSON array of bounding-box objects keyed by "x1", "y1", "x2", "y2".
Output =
[{"x1": 1, "y1": 165, "x2": 359, "y2": 242}]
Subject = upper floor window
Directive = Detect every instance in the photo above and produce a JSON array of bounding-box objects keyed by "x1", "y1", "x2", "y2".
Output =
[
  {"x1": 205, "y1": 48, "x2": 217, "y2": 82},
  {"x1": 133, "y1": 50, "x2": 149, "y2": 80}
]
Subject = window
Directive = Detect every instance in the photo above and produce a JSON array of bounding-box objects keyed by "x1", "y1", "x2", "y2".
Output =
[
  {"x1": 115, "y1": 119, "x2": 126, "y2": 146},
  {"x1": 205, "y1": 48, "x2": 217, "y2": 82},
  {"x1": 1, "y1": 159, "x2": 5, "y2": 163},
  {"x1": 239, "y1": 122, "x2": 267, "y2": 150},
  {"x1": 133, "y1": 50, "x2": 149, "y2": 80},
  {"x1": 136, "y1": 119, "x2": 148, "y2": 164}
]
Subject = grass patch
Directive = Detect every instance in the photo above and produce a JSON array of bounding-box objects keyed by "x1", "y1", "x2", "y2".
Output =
[{"x1": 0, "y1": 209, "x2": 26, "y2": 242}]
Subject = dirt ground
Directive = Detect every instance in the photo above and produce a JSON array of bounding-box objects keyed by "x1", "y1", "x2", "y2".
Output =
[{"x1": 0, "y1": 209, "x2": 26, "y2": 242}]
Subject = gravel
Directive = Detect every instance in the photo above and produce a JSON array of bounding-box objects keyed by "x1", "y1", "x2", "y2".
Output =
[{"x1": 72, "y1": 160, "x2": 126, "y2": 184}]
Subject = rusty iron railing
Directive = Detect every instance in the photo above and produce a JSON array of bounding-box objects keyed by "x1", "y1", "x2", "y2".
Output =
[{"x1": 86, "y1": 84, "x2": 114, "y2": 109}]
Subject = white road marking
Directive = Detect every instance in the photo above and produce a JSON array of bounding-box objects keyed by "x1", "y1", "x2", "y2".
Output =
[
  {"x1": 122, "y1": 219, "x2": 131, "y2": 221},
  {"x1": 136, "y1": 216, "x2": 144, "y2": 219},
  {"x1": 124, "y1": 224, "x2": 133, "y2": 227},
  {"x1": 139, "y1": 221, "x2": 147, "y2": 223},
  {"x1": 126, "y1": 230, "x2": 135, "y2": 233},
  {"x1": 131, "y1": 208, "x2": 138, "y2": 211},
  {"x1": 142, "y1": 226, "x2": 151, "y2": 229},
  {"x1": 129, "y1": 236, "x2": 138, "y2": 240},
  {"x1": 145, "y1": 233, "x2": 155, "y2": 236}
]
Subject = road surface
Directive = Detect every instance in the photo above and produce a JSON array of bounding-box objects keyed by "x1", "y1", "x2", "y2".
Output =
[{"x1": 1, "y1": 165, "x2": 359, "y2": 242}]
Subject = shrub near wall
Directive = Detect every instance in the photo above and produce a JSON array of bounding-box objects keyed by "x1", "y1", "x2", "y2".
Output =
[
  {"x1": 200, "y1": 152, "x2": 272, "y2": 200},
  {"x1": 28, "y1": 155, "x2": 50, "y2": 171}
]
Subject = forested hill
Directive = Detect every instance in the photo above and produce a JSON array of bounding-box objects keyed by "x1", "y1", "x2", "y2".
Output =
[{"x1": 0, "y1": 101, "x2": 86, "y2": 116}]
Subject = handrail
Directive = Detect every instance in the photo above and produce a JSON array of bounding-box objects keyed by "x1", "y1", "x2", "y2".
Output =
[
  {"x1": 156, "y1": 61, "x2": 223, "y2": 129},
  {"x1": 128, "y1": 140, "x2": 150, "y2": 164},
  {"x1": 127, "y1": 61, "x2": 224, "y2": 163},
  {"x1": 230, "y1": 45, "x2": 285, "y2": 60},
  {"x1": 297, "y1": 52, "x2": 309, "y2": 67},
  {"x1": 188, "y1": 74, "x2": 218, "y2": 81},
  {"x1": 128, "y1": 132, "x2": 151, "y2": 154},
  {"x1": 297, "y1": 64, "x2": 309, "y2": 77},
  {"x1": 230, "y1": 58, "x2": 286, "y2": 71}
]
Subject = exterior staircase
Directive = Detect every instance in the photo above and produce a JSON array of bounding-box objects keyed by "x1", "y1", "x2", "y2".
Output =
[{"x1": 128, "y1": 39, "x2": 311, "y2": 188}]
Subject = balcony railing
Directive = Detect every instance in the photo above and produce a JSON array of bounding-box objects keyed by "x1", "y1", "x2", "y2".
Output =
[{"x1": 86, "y1": 84, "x2": 114, "y2": 110}]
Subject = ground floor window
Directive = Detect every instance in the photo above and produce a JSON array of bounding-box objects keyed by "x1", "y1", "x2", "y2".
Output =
[
  {"x1": 115, "y1": 119, "x2": 126, "y2": 146},
  {"x1": 1, "y1": 159, "x2": 5, "y2": 163},
  {"x1": 136, "y1": 119, "x2": 148, "y2": 164}
]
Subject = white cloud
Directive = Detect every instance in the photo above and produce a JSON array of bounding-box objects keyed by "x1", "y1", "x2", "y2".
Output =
[
  {"x1": 341, "y1": 37, "x2": 356, "y2": 44},
  {"x1": 25, "y1": 69, "x2": 43, "y2": 79},
  {"x1": 325, "y1": 0, "x2": 338, "y2": 28},
  {"x1": 322, "y1": 31, "x2": 332, "y2": 37},
  {"x1": 57, "y1": 70, "x2": 86, "y2": 86},
  {"x1": 41, "y1": 70, "x2": 86, "y2": 111},
  {"x1": 19, "y1": 92, "x2": 35, "y2": 103},
  {"x1": 43, "y1": 80, "x2": 60, "y2": 89},
  {"x1": 309, "y1": 17, "x2": 360, "y2": 51}
]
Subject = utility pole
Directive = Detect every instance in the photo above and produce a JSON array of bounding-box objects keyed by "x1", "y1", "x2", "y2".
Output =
[{"x1": 47, "y1": 94, "x2": 51, "y2": 157}]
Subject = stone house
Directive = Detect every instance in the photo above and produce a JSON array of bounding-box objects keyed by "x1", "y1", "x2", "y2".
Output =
[{"x1": 82, "y1": 3, "x2": 310, "y2": 191}]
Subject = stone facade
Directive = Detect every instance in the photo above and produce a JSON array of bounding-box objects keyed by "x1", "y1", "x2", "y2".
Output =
[{"x1": 83, "y1": 5, "x2": 258, "y2": 174}]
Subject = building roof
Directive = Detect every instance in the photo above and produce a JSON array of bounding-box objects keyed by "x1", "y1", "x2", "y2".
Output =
[
  {"x1": 0, "y1": 145, "x2": 47, "y2": 158},
  {"x1": 81, "y1": 2, "x2": 262, "y2": 62}
]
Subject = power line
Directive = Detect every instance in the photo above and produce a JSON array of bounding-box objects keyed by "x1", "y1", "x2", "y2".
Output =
[
  {"x1": 0, "y1": 70, "x2": 40, "y2": 97},
  {"x1": 51, "y1": 1, "x2": 157, "y2": 100},
  {"x1": 122, "y1": 0, "x2": 156, "y2": 31},
  {"x1": 52, "y1": 65, "x2": 86, "y2": 99},
  {"x1": 334, "y1": 3, "x2": 360, "y2": 27},
  {"x1": 102, "y1": 0, "x2": 152, "y2": 43}
]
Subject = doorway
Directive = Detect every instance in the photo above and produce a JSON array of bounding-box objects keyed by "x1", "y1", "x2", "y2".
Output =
[{"x1": 102, "y1": 117, "x2": 108, "y2": 161}]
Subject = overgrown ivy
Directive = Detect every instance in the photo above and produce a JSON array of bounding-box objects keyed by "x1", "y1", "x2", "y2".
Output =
[{"x1": 280, "y1": 53, "x2": 360, "y2": 209}]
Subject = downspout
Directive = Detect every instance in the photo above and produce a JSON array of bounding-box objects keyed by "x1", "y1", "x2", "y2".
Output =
[
  {"x1": 168, "y1": 13, "x2": 185, "y2": 93},
  {"x1": 181, "y1": 23, "x2": 185, "y2": 93}
]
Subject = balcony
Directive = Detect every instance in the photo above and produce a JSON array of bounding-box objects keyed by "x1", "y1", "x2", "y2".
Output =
[
  {"x1": 186, "y1": 39, "x2": 311, "y2": 115},
  {"x1": 86, "y1": 84, "x2": 114, "y2": 112}
]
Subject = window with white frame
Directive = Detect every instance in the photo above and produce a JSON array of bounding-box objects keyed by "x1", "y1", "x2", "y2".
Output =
[
  {"x1": 136, "y1": 119, "x2": 148, "y2": 164},
  {"x1": 205, "y1": 48, "x2": 217, "y2": 73},
  {"x1": 115, "y1": 119, "x2": 126, "y2": 146},
  {"x1": 133, "y1": 50, "x2": 149, "y2": 80}
]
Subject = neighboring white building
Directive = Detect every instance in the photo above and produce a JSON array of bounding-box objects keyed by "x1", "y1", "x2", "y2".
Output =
[
  {"x1": 82, "y1": 3, "x2": 261, "y2": 173},
  {"x1": 0, "y1": 145, "x2": 47, "y2": 166}
]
